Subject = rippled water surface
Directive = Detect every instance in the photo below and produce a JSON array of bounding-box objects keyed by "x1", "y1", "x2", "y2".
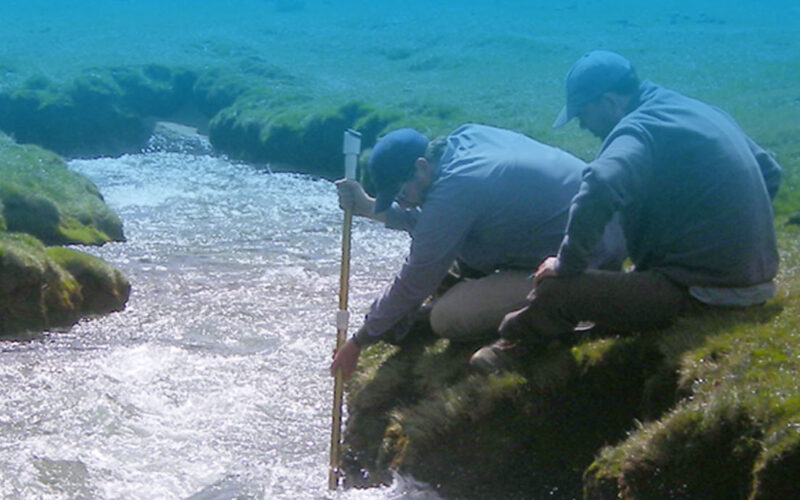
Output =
[{"x1": 0, "y1": 151, "x2": 441, "y2": 499}]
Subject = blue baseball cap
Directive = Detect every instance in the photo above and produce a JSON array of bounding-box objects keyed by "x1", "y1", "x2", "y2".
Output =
[
  {"x1": 369, "y1": 128, "x2": 429, "y2": 213},
  {"x1": 553, "y1": 50, "x2": 634, "y2": 128}
]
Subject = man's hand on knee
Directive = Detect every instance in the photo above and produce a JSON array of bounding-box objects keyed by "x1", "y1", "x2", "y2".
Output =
[{"x1": 534, "y1": 256, "x2": 560, "y2": 284}]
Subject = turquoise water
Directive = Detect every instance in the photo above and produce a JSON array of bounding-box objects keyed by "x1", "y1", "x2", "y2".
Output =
[{"x1": 1, "y1": 1, "x2": 798, "y2": 498}]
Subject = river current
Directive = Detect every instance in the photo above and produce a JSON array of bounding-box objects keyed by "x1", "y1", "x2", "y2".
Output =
[{"x1": 0, "y1": 146, "x2": 440, "y2": 499}]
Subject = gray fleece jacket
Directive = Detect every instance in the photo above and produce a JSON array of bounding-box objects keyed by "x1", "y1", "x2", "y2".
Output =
[{"x1": 557, "y1": 81, "x2": 781, "y2": 290}]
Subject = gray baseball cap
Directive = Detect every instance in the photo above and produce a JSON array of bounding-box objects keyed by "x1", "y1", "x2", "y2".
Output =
[
  {"x1": 553, "y1": 50, "x2": 634, "y2": 128},
  {"x1": 369, "y1": 128, "x2": 429, "y2": 213}
]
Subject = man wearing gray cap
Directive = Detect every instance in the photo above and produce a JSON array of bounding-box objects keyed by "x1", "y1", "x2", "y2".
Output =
[
  {"x1": 470, "y1": 50, "x2": 782, "y2": 373},
  {"x1": 330, "y1": 123, "x2": 625, "y2": 380}
]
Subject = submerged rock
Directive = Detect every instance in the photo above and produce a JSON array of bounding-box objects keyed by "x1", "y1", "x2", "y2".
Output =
[{"x1": 145, "y1": 121, "x2": 213, "y2": 155}]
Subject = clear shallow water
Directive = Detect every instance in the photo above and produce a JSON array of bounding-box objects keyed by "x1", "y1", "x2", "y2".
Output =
[{"x1": 0, "y1": 150, "x2": 441, "y2": 499}]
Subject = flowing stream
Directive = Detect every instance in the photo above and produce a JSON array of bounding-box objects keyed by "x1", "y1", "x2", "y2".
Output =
[{"x1": 0, "y1": 146, "x2": 440, "y2": 499}]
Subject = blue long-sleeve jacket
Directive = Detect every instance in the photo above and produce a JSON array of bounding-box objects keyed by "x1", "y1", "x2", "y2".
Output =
[{"x1": 557, "y1": 81, "x2": 781, "y2": 291}]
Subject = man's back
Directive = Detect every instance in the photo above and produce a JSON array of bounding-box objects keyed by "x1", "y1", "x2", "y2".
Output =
[
  {"x1": 596, "y1": 82, "x2": 780, "y2": 287},
  {"x1": 420, "y1": 124, "x2": 622, "y2": 273}
]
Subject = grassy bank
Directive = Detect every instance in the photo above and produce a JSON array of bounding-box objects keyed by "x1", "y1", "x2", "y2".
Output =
[{"x1": 339, "y1": 221, "x2": 799, "y2": 499}]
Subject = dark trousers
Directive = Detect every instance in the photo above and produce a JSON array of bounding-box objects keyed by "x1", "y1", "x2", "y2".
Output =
[{"x1": 499, "y1": 270, "x2": 694, "y2": 343}]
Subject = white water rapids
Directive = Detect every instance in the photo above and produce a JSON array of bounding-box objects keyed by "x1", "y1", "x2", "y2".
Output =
[{"x1": 0, "y1": 149, "x2": 441, "y2": 499}]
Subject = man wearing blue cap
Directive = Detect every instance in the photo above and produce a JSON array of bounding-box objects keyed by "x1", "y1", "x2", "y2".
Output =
[
  {"x1": 329, "y1": 123, "x2": 626, "y2": 380},
  {"x1": 470, "y1": 50, "x2": 782, "y2": 373}
]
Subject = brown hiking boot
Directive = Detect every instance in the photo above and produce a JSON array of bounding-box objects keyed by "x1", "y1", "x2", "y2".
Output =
[{"x1": 469, "y1": 338, "x2": 530, "y2": 374}]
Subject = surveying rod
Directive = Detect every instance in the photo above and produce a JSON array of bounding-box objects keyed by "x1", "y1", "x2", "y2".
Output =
[{"x1": 329, "y1": 128, "x2": 361, "y2": 489}]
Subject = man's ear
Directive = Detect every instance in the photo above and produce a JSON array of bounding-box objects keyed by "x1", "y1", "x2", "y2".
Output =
[
  {"x1": 599, "y1": 92, "x2": 618, "y2": 111},
  {"x1": 603, "y1": 92, "x2": 632, "y2": 118},
  {"x1": 414, "y1": 157, "x2": 433, "y2": 177}
]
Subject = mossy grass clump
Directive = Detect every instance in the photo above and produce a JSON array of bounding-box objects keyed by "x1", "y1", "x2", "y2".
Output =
[
  {"x1": 0, "y1": 232, "x2": 130, "y2": 337},
  {"x1": 584, "y1": 225, "x2": 800, "y2": 499},
  {"x1": 0, "y1": 132, "x2": 124, "y2": 245},
  {"x1": 0, "y1": 65, "x2": 200, "y2": 157},
  {"x1": 0, "y1": 71, "x2": 149, "y2": 157},
  {"x1": 209, "y1": 98, "x2": 423, "y2": 179},
  {"x1": 106, "y1": 64, "x2": 197, "y2": 118},
  {"x1": 342, "y1": 223, "x2": 800, "y2": 499},
  {"x1": 191, "y1": 69, "x2": 259, "y2": 118},
  {"x1": 46, "y1": 246, "x2": 130, "y2": 316},
  {"x1": 0, "y1": 62, "x2": 316, "y2": 161},
  {"x1": 0, "y1": 232, "x2": 81, "y2": 335}
]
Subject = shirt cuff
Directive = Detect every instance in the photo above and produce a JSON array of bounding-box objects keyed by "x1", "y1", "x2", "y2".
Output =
[{"x1": 352, "y1": 324, "x2": 381, "y2": 347}]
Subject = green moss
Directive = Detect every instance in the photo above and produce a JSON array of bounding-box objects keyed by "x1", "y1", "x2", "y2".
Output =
[
  {"x1": 57, "y1": 217, "x2": 116, "y2": 246},
  {"x1": 612, "y1": 396, "x2": 762, "y2": 499},
  {"x1": 192, "y1": 69, "x2": 256, "y2": 117},
  {"x1": 752, "y1": 427, "x2": 800, "y2": 499},
  {"x1": 46, "y1": 246, "x2": 130, "y2": 315},
  {"x1": 108, "y1": 64, "x2": 196, "y2": 117},
  {"x1": 207, "y1": 87, "x2": 309, "y2": 160},
  {"x1": 0, "y1": 232, "x2": 80, "y2": 335},
  {"x1": 71, "y1": 70, "x2": 124, "y2": 108},
  {"x1": 0, "y1": 188, "x2": 61, "y2": 242},
  {"x1": 209, "y1": 98, "x2": 404, "y2": 178},
  {"x1": 0, "y1": 72, "x2": 150, "y2": 156},
  {"x1": 583, "y1": 227, "x2": 800, "y2": 499},
  {"x1": 12, "y1": 74, "x2": 67, "y2": 108},
  {"x1": 0, "y1": 65, "x2": 203, "y2": 157},
  {"x1": 0, "y1": 232, "x2": 129, "y2": 336},
  {"x1": 0, "y1": 132, "x2": 124, "y2": 245},
  {"x1": 0, "y1": 131, "x2": 129, "y2": 336}
]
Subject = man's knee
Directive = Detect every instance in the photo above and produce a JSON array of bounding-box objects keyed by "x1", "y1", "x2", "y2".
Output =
[
  {"x1": 429, "y1": 299, "x2": 485, "y2": 340},
  {"x1": 430, "y1": 295, "x2": 503, "y2": 341},
  {"x1": 429, "y1": 300, "x2": 453, "y2": 337},
  {"x1": 431, "y1": 270, "x2": 536, "y2": 341}
]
